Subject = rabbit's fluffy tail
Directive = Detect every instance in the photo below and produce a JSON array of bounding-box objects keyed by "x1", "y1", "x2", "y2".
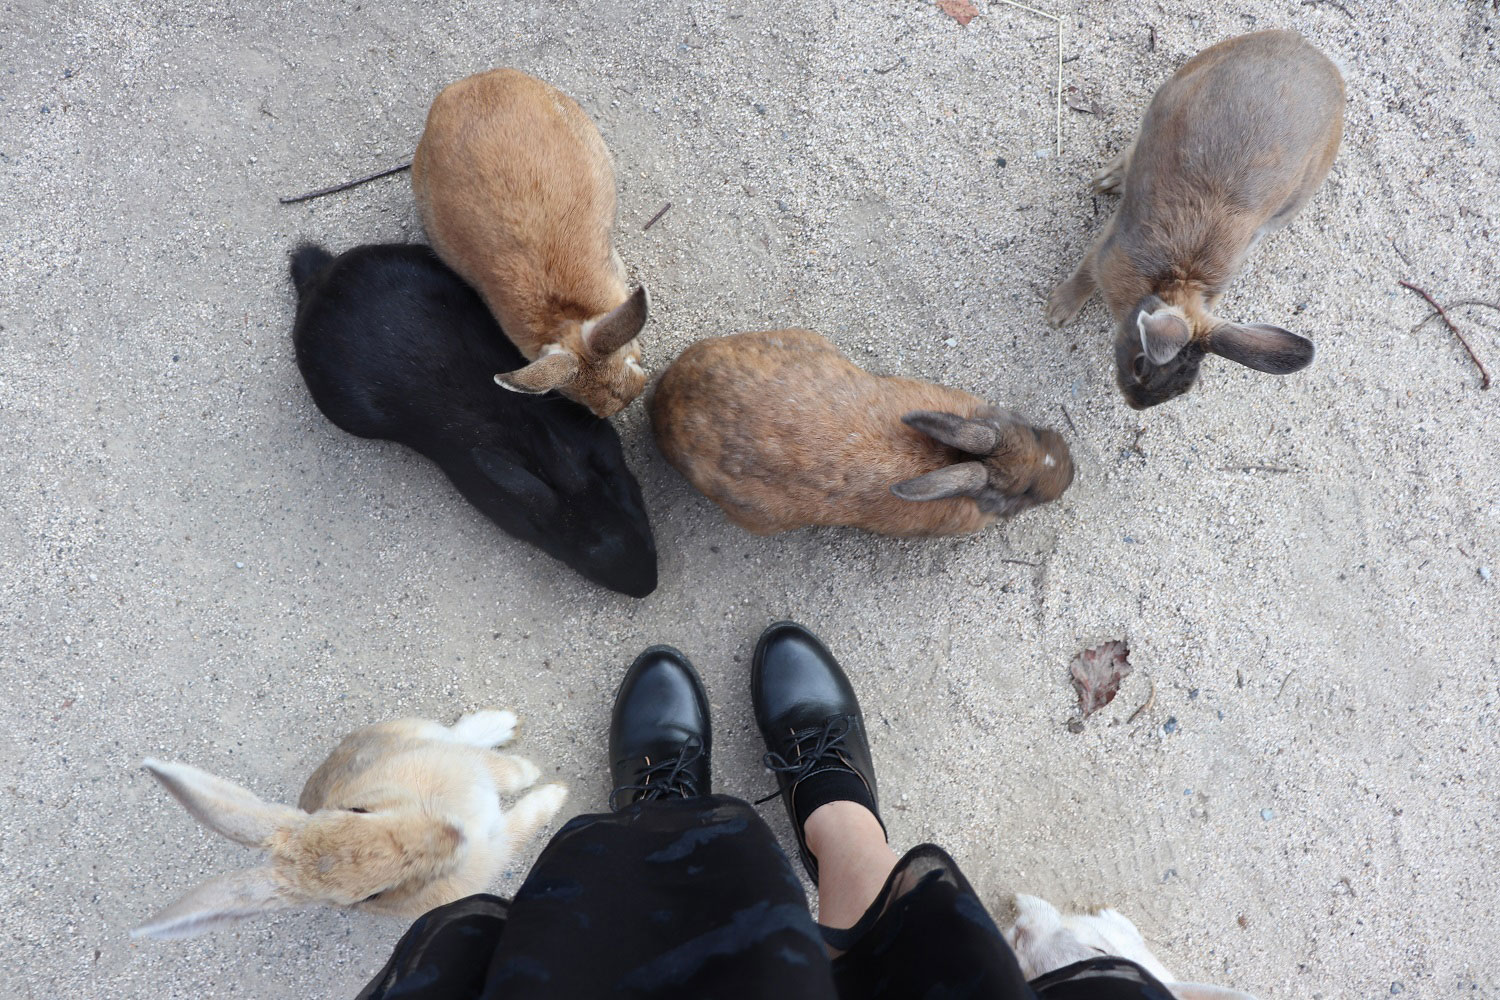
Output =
[{"x1": 290, "y1": 244, "x2": 335, "y2": 297}]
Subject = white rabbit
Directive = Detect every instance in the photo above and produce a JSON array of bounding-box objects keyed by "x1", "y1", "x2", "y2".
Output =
[
  {"x1": 135, "y1": 710, "x2": 567, "y2": 939},
  {"x1": 1006, "y1": 894, "x2": 1258, "y2": 1000}
]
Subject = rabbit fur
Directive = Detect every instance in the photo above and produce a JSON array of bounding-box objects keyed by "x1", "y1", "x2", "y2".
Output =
[
  {"x1": 412, "y1": 67, "x2": 650, "y2": 418},
  {"x1": 1047, "y1": 30, "x2": 1344, "y2": 409},
  {"x1": 289, "y1": 243, "x2": 657, "y2": 598},
  {"x1": 1006, "y1": 893, "x2": 1258, "y2": 1000},
  {"x1": 650, "y1": 329, "x2": 1072, "y2": 536},
  {"x1": 135, "y1": 710, "x2": 566, "y2": 940}
]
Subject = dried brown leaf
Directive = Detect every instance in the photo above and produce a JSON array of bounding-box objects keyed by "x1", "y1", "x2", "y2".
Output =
[
  {"x1": 1066, "y1": 95, "x2": 1105, "y2": 116},
  {"x1": 1070, "y1": 640, "x2": 1133, "y2": 717},
  {"x1": 937, "y1": 0, "x2": 979, "y2": 26}
]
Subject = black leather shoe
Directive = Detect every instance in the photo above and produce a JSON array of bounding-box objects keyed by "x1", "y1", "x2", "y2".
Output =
[
  {"x1": 609, "y1": 645, "x2": 711, "y2": 810},
  {"x1": 752, "y1": 621, "x2": 882, "y2": 882}
]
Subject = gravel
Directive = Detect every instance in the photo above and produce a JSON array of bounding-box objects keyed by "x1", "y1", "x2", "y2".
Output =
[{"x1": 2, "y1": 1, "x2": 1497, "y2": 998}]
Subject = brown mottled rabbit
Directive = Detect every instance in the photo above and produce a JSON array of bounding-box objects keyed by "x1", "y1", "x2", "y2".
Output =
[
  {"x1": 412, "y1": 68, "x2": 648, "y2": 418},
  {"x1": 1047, "y1": 30, "x2": 1344, "y2": 409},
  {"x1": 1007, "y1": 894, "x2": 1258, "y2": 1000},
  {"x1": 134, "y1": 710, "x2": 567, "y2": 939},
  {"x1": 650, "y1": 330, "x2": 1073, "y2": 536}
]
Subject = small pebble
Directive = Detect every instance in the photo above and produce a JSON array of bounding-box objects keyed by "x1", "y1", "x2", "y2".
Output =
[
  {"x1": 1261, "y1": 808, "x2": 1274, "y2": 821},
  {"x1": 1390, "y1": 983, "x2": 1404, "y2": 994},
  {"x1": 943, "y1": 337, "x2": 957, "y2": 347},
  {"x1": 235, "y1": 562, "x2": 245, "y2": 569},
  {"x1": 1163, "y1": 717, "x2": 1178, "y2": 735},
  {"x1": 1480, "y1": 566, "x2": 1492, "y2": 582},
  {"x1": 995, "y1": 155, "x2": 1007, "y2": 168},
  {"x1": 1188, "y1": 688, "x2": 1199, "y2": 700},
  {"x1": 776, "y1": 198, "x2": 790, "y2": 212}
]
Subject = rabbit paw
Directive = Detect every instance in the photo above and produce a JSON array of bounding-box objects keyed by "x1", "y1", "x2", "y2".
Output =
[
  {"x1": 1046, "y1": 279, "x2": 1089, "y2": 328},
  {"x1": 488, "y1": 754, "x2": 542, "y2": 793},
  {"x1": 451, "y1": 710, "x2": 519, "y2": 747},
  {"x1": 505, "y1": 783, "x2": 570, "y2": 847},
  {"x1": 1091, "y1": 147, "x2": 1130, "y2": 195}
]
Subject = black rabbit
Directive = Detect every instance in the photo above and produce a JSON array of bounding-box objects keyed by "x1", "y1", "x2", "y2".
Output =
[{"x1": 289, "y1": 243, "x2": 657, "y2": 598}]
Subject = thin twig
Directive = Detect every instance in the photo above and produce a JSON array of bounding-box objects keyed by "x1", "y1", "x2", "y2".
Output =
[
  {"x1": 1399, "y1": 281, "x2": 1493, "y2": 389},
  {"x1": 1435, "y1": 299, "x2": 1500, "y2": 317},
  {"x1": 1127, "y1": 677, "x2": 1156, "y2": 724},
  {"x1": 1274, "y1": 670, "x2": 1296, "y2": 700},
  {"x1": 874, "y1": 57, "x2": 906, "y2": 74},
  {"x1": 1059, "y1": 404, "x2": 1078, "y2": 435},
  {"x1": 279, "y1": 162, "x2": 411, "y2": 204},
  {"x1": 1388, "y1": 236, "x2": 1414, "y2": 269},
  {"x1": 985, "y1": 0, "x2": 1063, "y2": 157},
  {"x1": 998, "y1": 558, "x2": 1041, "y2": 567},
  {"x1": 1147, "y1": 24, "x2": 1156, "y2": 52},
  {"x1": 1301, "y1": 0, "x2": 1354, "y2": 18},
  {"x1": 642, "y1": 202, "x2": 673, "y2": 232}
]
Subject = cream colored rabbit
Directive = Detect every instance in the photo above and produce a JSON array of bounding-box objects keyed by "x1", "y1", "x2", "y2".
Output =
[
  {"x1": 1006, "y1": 894, "x2": 1258, "y2": 1000},
  {"x1": 134, "y1": 710, "x2": 567, "y2": 940}
]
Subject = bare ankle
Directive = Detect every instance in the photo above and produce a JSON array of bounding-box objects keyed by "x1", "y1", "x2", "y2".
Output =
[{"x1": 804, "y1": 800, "x2": 885, "y2": 861}]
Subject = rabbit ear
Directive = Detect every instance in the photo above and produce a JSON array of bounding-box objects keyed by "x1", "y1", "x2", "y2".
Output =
[
  {"x1": 1207, "y1": 322, "x2": 1315, "y2": 374},
  {"x1": 902, "y1": 411, "x2": 999, "y2": 455},
  {"x1": 496, "y1": 349, "x2": 580, "y2": 395},
  {"x1": 890, "y1": 461, "x2": 989, "y2": 502},
  {"x1": 581, "y1": 286, "x2": 649, "y2": 358},
  {"x1": 142, "y1": 759, "x2": 302, "y2": 847},
  {"x1": 131, "y1": 867, "x2": 299, "y2": 940},
  {"x1": 1137, "y1": 304, "x2": 1193, "y2": 364},
  {"x1": 471, "y1": 448, "x2": 559, "y2": 513}
]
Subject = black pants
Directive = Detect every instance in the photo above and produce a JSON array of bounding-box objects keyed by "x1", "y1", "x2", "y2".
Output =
[{"x1": 358, "y1": 796, "x2": 1172, "y2": 999}]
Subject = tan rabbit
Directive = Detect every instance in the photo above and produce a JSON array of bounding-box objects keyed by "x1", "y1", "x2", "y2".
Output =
[
  {"x1": 650, "y1": 330, "x2": 1073, "y2": 536},
  {"x1": 1006, "y1": 894, "x2": 1258, "y2": 1000},
  {"x1": 411, "y1": 68, "x2": 649, "y2": 418},
  {"x1": 134, "y1": 710, "x2": 567, "y2": 939},
  {"x1": 1047, "y1": 30, "x2": 1344, "y2": 409}
]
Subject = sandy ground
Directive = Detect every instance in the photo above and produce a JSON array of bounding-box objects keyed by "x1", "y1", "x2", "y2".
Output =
[{"x1": 3, "y1": 0, "x2": 1498, "y2": 996}]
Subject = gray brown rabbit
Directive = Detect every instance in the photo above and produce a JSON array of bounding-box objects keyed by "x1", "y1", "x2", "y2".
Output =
[
  {"x1": 135, "y1": 711, "x2": 566, "y2": 939},
  {"x1": 1047, "y1": 30, "x2": 1344, "y2": 409},
  {"x1": 650, "y1": 330, "x2": 1072, "y2": 536},
  {"x1": 412, "y1": 68, "x2": 649, "y2": 418}
]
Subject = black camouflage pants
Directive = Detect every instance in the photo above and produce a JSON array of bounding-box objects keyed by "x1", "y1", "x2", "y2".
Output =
[{"x1": 358, "y1": 796, "x2": 1172, "y2": 999}]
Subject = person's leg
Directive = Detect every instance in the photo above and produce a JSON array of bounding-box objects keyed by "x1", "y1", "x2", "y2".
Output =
[
  {"x1": 803, "y1": 801, "x2": 897, "y2": 930},
  {"x1": 749, "y1": 621, "x2": 889, "y2": 897},
  {"x1": 750, "y1": 623, "x2": 1037, "y2": 999},
  {"x1": 487, "y1": 644, "x2": 833, "y2": 999}
]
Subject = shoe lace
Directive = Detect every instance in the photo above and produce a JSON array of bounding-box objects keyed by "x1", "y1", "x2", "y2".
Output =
[
  {"x1": 609, "y1": 738, "x2": 704, "y2": 810},
  {"x1": 753, "y1": 716, "x2": 852, "y2": 805}
]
